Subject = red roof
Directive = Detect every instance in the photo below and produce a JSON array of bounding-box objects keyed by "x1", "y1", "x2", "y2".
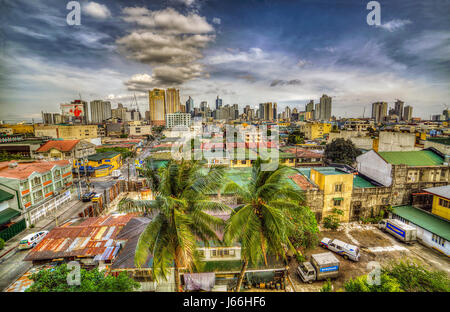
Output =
[
  {"x1": 36, "y1": 140, "x2": 80, "y2": 153},
  {"x1": 289, "y1": 174, "x2": 316, "y2": 190},
  {"x1": 0, "y1": 160, "x2": 70, "y2": 180},
  {"x1": 284, "y1": 148, "x2": 323, "y2": 158}
]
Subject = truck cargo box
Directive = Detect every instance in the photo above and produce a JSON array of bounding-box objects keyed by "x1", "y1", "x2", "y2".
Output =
[{"x1": 311, "y1": 252, "x2": 340, "y2": 280}]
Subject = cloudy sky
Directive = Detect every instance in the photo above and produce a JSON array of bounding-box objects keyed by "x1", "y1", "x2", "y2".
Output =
[{"x1": 0, "y1": 0, "x2": 449, "y2": 122}]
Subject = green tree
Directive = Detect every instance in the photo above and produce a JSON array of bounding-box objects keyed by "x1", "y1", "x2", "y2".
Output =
[
  {"x1": 0, "y1": 238, "x2": 5, "y2": 250},
  {"x1": 344, "y1": 273, "x2": 403, "y2": 292},
  {"x1": 287, "y1": 130, "x2": 305, "y2": 145},
  {"x1": 322, "y1": 208, "x2": 343, "y2": 230},
  {"x1": 324, "y1": 138, "x2": 362, "y2": 165},
  {"x1": 25, "y1": 264, "x2": 140, "y2": 292},
  {"x1": 118, "y1": 160, "x2": 229, "y2": 292},
  {"x1": 223, "y1": 158, "x2": 310, "y2": 291}
]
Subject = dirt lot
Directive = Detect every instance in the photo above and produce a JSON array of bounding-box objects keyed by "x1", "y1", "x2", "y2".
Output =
[{"x1": 289, "y1": 222, "x2": 450, "y2": 292}]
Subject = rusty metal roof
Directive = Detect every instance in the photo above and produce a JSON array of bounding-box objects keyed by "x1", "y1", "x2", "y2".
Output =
[{"x1": 24, "y1": 214, "x2": 137, "y2": 262}]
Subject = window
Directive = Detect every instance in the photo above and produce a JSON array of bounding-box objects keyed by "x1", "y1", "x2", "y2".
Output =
[
  {"x1": 31, "y1": 176, "x2": 42, "y2": 187},
  {"x1": 33, "y1": 190, "x2": 43, "y2": 202},
  {"x1": 198, "y1": 250, "x2": 205, "y2": 257},
  {"x1": 333, "y1": 199, "x2": 342, "y2": 206},
  {"x1": 432, "y1": 234, "x2": 445, "y2": 247},
  {"x1": 44, "y1": 185, "x2": 52, "y2": 194},
  {"x1": 335, "y1": 184, "x2": 343, "y2": 192},
  {"x1": 20, "y1": 180, "x2": 29, "y2": 190},
  {"x1": 22, "y1": 194, "x2": 31, "y2": 204},
  {"x1": 211, "y1": 249, "x2": 217, "y2": 257}
]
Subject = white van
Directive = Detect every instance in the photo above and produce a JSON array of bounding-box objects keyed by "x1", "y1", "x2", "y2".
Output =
[
  {"x1": 18, "y1": 231, "x2": 49, "y2": 250},
  {"x1": 320, "y1": 237, "x2": 361, "y2": 261}
]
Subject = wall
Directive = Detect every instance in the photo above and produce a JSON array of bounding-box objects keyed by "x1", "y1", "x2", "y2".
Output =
[
  {"x1": 356, "y1": 150, "x2": 392, "y2": 186},
  {"x1": 328, "y1": 131, "x2": 373, "y2": 150},
  {"x1": 378, "y1": 132, "x2": 418, "y2": 152}
]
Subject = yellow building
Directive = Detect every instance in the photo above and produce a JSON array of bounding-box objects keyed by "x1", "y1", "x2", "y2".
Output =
[
  {"x1": 34, "y1": 125, "x2": 98, "y2": 139},
  {"x1": 165, "y1": 88, "x2": 180, "y2": 115},
  {"x1": 309, "y1": 167, "x2": 354, "y2": 222},
  {"x1": 299, "y1": 122, "x2": 332, "y2": 140},
  {"x1": 424, "y1": 186, "x2": 450, "y2": 221},
  {"x1": 149, "y1": 88, "x2": 166, "y2": 125},
  {"x1": 73, "y1": 151, "x2": 122, "y2": 177},
  {"x1": 0, "y1": 124, "x2": 34, "y2": 134}
]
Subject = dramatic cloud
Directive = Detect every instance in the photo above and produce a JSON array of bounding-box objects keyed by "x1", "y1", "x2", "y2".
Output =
[
  {"x1": 377, "y1": 19, "x2": 412, "y2": 32},
  {"x1": 206, "y1": 48, "x2": 268, "y2": 64},
  {"x1": 83, "y1": 2, "x2": 112, "y2": 19},
  {"x1": 270, "y1": 79, "x2": 302, "y2": 87},
  {"x1": 118, "y1": 7, "x2": 215, "y2": 89}
]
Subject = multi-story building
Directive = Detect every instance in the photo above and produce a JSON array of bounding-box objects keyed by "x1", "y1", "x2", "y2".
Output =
[
  {"x1": 315, "y1": 94, "x2": 332, "y2": 121},
  {"x1": 34, "y1": 125, "x2": 98, "y2": 140},
  {"x1": 111, "y1": 103, "x2": 127, "y2": 121},
  {"x1": 165, "y1": 88, "x2": 180, "y2": 115},
  {"x1": 0, "y1": 160, "x2": 73, "y2": 227},
  {"x1": 166, "y1": 112, "x2": 191, "y2": 129},
  {"x1": 186, "y1": 96, "x2": 194, "y2": 114},
  {"x1": 394, "y1": 100, "x2": 404, "y2": 121},
  {"x1": 299, "y1": 121, "x2": 332, "y2": 140},
  {"x1": 306, "y1": 100, "x2": 314, "y2": 113},
  {"x1": 259, "y1": 102, "x2": 274, "y2": 121},
  {"x1": 35, "y1": 140, "x2": 96, "y2": 161},
  {"x1": 215, "y1": 96, "x2": 222, "y2": 110},
  {"x1": 128, "y1": 125, "x2": 152, "y2": 136},
  {"x1": 403, "y1": 105, "x2": 413, "y2": 121},
  {"x1": 372, "y1": 101, "x2": 388, "y2": 124},
  {"x1": 90, "y1": 100, "x2": 112, "y2": 124},
  {"x1": 73, "y1": 151, "x2": 122, "y2": 178},
  {"x1": 149, "y1": 89, "x2": 166, "y2": 126}
]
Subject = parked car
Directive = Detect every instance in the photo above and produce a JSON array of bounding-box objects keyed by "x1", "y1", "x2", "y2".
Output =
[
  {"x1": 320, "y1": 237, "x2": 361, "y2": 261},
  {"x1": 91, "y1": 193, "x2": 102, "y2": 203},
  {"x1": 82, "y1": 191, "x2": 96, "y2": 202},
  {"x1": 18, "y1": 231, "x2": 49, "y2": 250},
  {"x1": 378, "y1": 219, "x2": 417, "y2": 244},
  {"x1": 297, "y1": 252, "x2": 340, "y2": 283}
]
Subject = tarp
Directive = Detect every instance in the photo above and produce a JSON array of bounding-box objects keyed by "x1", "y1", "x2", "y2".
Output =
[{"x1": 184, "y1": 273, "x2": 215, "y2": 291}]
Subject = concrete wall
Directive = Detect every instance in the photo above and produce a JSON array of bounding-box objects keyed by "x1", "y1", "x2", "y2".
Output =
[
  {"x1": 378, "y1": 132, "x2": 418, "y2": 152},
  {"x1": 356, "y1": 150, "x2": 392, "y2": 186},
  {"x1": 421, "y1": 140, "x2": 450, "y2": 157},
  {"x1": 328, "y1": 131, "x2": 373, "y2": 150}
]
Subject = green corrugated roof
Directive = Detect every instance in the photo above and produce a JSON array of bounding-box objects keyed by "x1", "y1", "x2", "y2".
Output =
[
  {"x1": 88, "y1": 151, "x2": 120, "y2": 161},
  {"x1": 393, "y1": 205, "x2": 450, "y2": 241},
  {"x1": 353, "y1": 175, "x2": 377, "y2": 188},
  {"x1": 0, "y1": 189, "x2": 14, "y2": 203},
  {"x1": 378, "y1": 150, "x2": 444, "y2": 166},
  {"x1": 0, "y1": 208, "x2": 20, "y2": 225}
]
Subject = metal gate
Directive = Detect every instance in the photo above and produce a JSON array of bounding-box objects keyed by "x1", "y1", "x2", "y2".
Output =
[{"x1": 0, "y1": 219, "x2": 27, "y2": 241}]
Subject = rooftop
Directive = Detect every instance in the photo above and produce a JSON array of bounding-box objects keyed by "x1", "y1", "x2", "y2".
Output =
[
  {"x1": 423, "y1": 185, "x2": 450, "y2": 200},
  {"x1": 35, "y1": 140, "x2": 80, "y2": 153},
  {"x1": 24, "y1": 213, "x2": 137, "y2": 262},
  {"x1": 0, "y1": 160, "x2": 70, "y2": 180},
  {"x1": 378, "y1": 150, "x2": 444, "y2": 166},
  {"x1": 393, "y1": 205, "x2": 450, "y2": 241},
  {"x1": 87, "y1": 151, "x2": 121, "y2": 161}
]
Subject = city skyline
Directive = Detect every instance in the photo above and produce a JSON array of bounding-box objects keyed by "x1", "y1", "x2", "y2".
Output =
[{"x1": 1, "y1": 0, "x2": 449, "y2": 122}]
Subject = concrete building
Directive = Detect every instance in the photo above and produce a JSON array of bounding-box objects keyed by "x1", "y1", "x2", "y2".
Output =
[
  {"x1": 315, "y1": 94, "x2": 332, "y2": 121},
  {"x1": 165, "y1": 88, "x2": 180, "y2": 115},
  {"x1": 306, "y1": 100, "x2": 314, "y2": 113},
  {"x1": 90, "y1": 100, "x2": 112, "y2": 124},
  {"x1": 0, "y1": 160, "x2": 73, "y2": 227},
  {"x1": 35, "y1": 140, "x2": 96, "y2": 161},
  {"x1": 394, "y1": 100, "x2": 404, "y2": 121},
  {"x1": 128, "y1": 125, "x2": 152, "y2": 136},
  {"x1": 403, "y1": 105, "x2": 413, "y2": 121},
  {"x1": 34, "y1": 125, "x2": 98, "y2": 140},
  {"x1": 299, "y1": 122, "x2": 332, "y2": 140},
  {"x1": 215, "y1": 96, "x2": 222, "y2": 110},
  {"x1": 186, "y1": 96, "x2": 194, "y2": 114},
  {"x1": 149, "y1": 89, "x2": 166, "y2": 126},
  {"x1": 111, "y1": 103, "x2": 127, "y2": 121},
  {"x1": 372, "y1": 102, "x2": 388, "y2": 124},
  {"x1": 165, "y1": 112, "x2": 191, "y2": 129}
]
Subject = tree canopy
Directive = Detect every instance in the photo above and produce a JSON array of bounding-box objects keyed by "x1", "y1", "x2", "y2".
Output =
[
  {"x1": 25, "y1": 264, "x2": 140, "y2": 292},
  {"x1": 324, "y1": 138, "x2": 361, "y2": 165}
]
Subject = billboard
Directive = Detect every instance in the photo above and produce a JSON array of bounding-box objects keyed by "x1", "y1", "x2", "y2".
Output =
[{"x1": 61, "y1": 103, "x2": 85, "y2": 117}]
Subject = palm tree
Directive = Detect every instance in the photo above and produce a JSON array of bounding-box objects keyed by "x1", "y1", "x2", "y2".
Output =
[
  {"x1": 223, "y1": 158, "x2": 304, "y2": 291},
  {"x1": 118, "y1": 160, "x2": 230, "y2": 291}
]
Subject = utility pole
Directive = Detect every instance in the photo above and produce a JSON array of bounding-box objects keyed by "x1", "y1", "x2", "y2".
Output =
[{"x1": 76, "y1": 158, "x2": 82, "y2": 199}]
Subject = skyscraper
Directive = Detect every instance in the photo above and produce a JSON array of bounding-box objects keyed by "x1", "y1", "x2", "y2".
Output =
[
  {"x1": 186, "y1": 96, "x2": 194, "y2": 114},
  {"x1": 260, "y1": 102, "x2": 274, "y2": 121},
  {"x1": 394, "y1": 100, "x2": 404, "y2": 121},
  {"x1": 285, "y1": 106, "x2": 291, "y2": 120},
  {"x1": 149, "y1": 89, "x2": 166, "y2": 125},
  {"x1": 165, "y1": 88, "x2": 180, "y2": 114},
  {"x1": 318, "y1": 94, "x2": 332, "y2": 121},
  {"x1": 215, "y1": 96, "x2": 222, "y2": 110},
  {"x1": 403, "y1": 105, "x2": 413, "y2": 122},
  {"x1": 371, "y1": 102, "x2": 388, "y2": 124},
  {"x1": 90, "y1": 100, "x2": 112, "y2": 124},
  {"x1": 273, "y1": 103, "x2": 277, "y2": 121},
  {"x1": 306, "y1": 100, "x2": 314, "y2": 112},
  {"x1": 200, "y1": 101, "x2": 208, "y2": 112}
]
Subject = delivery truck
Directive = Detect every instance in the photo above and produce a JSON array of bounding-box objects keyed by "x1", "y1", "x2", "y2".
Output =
[
  {"x1": 378, "y1": 218, "x2": 417, "y2": 244},
  {"x1": 297, "y1": 252, "x2": 340, "y2": 283}
]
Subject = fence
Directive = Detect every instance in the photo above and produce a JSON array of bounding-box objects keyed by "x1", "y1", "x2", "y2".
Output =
[
  {"x1": 0, "y1": 219, "x2": 27, "y2": 241},
  {"x1": 27, "y1": 190, "x2": 73, "y2": 226}
]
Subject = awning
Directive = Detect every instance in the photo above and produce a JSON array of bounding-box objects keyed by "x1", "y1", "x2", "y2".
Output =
[
  {"x1": 184, "y1": 273, "x2": 215, "y2": 291},
  {"x1": 333, "y1": 197, "x2": 344, "y2": 201},
  {"x1": 0, "y1": 189, "x2": 14, "y2": 203},
  {"x1": 0, "y1": 208, "x2": 21, "y2": 225}
]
